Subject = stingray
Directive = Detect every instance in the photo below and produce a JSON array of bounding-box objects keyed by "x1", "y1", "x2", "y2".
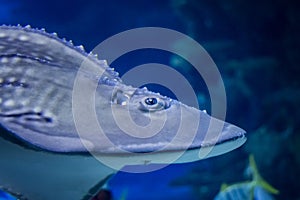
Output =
[{"x1": 0, "y1": 25, "x2": 246, "y2": 199}]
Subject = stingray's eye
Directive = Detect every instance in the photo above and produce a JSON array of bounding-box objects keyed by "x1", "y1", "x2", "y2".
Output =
[
  {"x1": 145, "y1": 97, "x2": 157, "y2": 105},
  {"x1": 140, "y1": 97, "x2": 166, "y2": 111}
]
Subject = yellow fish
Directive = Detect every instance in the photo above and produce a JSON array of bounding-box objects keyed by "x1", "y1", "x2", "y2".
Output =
[{"x1": 214, "y1": 155, "x2": 279, "y2": 200}]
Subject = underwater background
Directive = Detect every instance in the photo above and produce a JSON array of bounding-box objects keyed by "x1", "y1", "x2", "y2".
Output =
[{"x1": 0, "y1": 0, "x2": 299, "y2": 199}]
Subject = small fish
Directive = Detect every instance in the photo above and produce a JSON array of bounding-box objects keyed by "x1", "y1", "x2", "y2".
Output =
[
  {"x1": 0, "y1": 25, "x2": 246, "y2": 199},
  {"x1": 214, "y1": 155, "x2": 279, "y2": 200}
]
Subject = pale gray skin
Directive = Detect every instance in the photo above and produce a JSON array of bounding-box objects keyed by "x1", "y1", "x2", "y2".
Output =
[{"x1": 0, "y1": 25, "x2": 246, "y2": 200}]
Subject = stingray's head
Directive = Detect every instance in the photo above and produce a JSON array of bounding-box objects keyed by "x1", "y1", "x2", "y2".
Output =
[{"x1": 92, "y1": 85, "x2": 246, "y2": 165}]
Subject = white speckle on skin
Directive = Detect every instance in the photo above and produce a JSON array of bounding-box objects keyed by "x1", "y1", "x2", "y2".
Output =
[
  {"x1": 44, "y1": 55, "x2": 53, "y2": 61},
  {"x1": 1, "y1": 66, "x2": 12, "y2": 73},
  {"x1": 8, "y1": 77, "x2": 16, "y2": 82},
  {"x1": 20, "y1": 99, "x2": 29, "y2": 106},
  {"x1": 0, "y1": 32, "x2": 6, "y2": 38},
  {"x1": 19, "y1": 34, "x2": 29, "y2": 41},
  {"x1": 34, "y1": 38, "x2": 46, "y2": 45},
  {"x1": 0, "y1": 98, "x2": 2, "y2": 104},
  {"x1": 11, "y1": 57, "x2": 21, "y2": 64},
  {"x1": 3, "y1": 100, "x2": 15, "y2": 107},
  {"x1": 121, "y1": 101, "x2": 127, "y2": 106},
  {"x1": 44, "y1": 111, "x2": 54, "y2": 119},
  {"x1": 15, "y1": 88, "x2": 24, "y2": 94},
  {"x1": 15, "y1": 68, "x2": 23, "y2": 73},
  {"x1": 0, "y1": 78, "x2": 3, "y2": 83},
  {"x1": 33, "y1": 107, "x2": 42, "y2": 113},
  {"x1": 25, "y1": 68, "x2": 34, "y2": 76},
  {"x1": 0, "y1": 57, "x2": 9, "y2": 63},
  {"x1": 31, "y1": 52, "x2": 39, "y2": 58}
]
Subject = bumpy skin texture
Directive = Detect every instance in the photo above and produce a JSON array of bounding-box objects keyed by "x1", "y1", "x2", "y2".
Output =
[
  {"x1": 0, "y1": 25, "x2": 246, "y2": 200},
  {"x1": 0, "y1": 25, "x2": 245, "y2": 154}
]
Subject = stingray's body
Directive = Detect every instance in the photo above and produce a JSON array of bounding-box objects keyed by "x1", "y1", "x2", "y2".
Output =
[
  {"x1": 0, "y1": 137, "x2": 114, "y2": 200},
  {"x1": 0, "y1": 25, "x2": 246, "y2": 199}
]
